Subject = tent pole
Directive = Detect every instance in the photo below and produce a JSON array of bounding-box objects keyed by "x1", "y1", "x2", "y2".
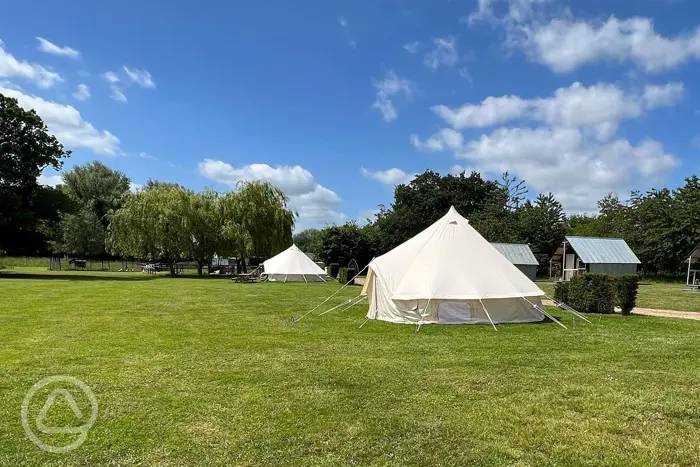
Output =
[
  {"x1": 687, "y1": 257, "x2": 692, "y2": 287},
  {"x1": 544, "y1": 295, "x2": 592, "y2": 324},
  {"x1": 479, "y1": 299, "x2": 498, "y2": 331},
  {"x1": 358, "y1": 318, "x2": 369, "y2": 329},
  {"x1": 562, "y1": 242, "x2": 566, "y2": 281},
  {"x1": 293, "y1": 263, "x2": 369, "y2": 323},
  {"x1": 284, "y1": 274, "x2": 288, "y2": 283},
  {"x1": 521, "y1": 297, "x2": 567, "y2": 329},
  {"x1": 303, "y1": 274, "x2": 308, "y2": 284}
]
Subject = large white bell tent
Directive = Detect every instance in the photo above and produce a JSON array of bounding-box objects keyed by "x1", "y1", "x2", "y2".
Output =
[
  {"x1": 360, "y1": 206, "x2": 549, "y2": 326},
  {"x1": 263, "y1": 244, "x2": 327, "y2": 282}
]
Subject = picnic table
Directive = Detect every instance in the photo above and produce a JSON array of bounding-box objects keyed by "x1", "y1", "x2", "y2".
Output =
[{"x1": 231, "y1": 272, "x2": 262, "y2": 283}]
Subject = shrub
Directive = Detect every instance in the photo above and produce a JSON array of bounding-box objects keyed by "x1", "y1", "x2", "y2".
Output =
[
  {"x1": 337, "y1": 267, "x2": 350, "y2": 284},
  {"x1": 560, "y1": 274, "x2": 615, "y2": 314},
  {"x1": 553, "y1": 281, "x2": 570, "y2": 303},
  {"x1": 329, "y1": 263, "x2": 340, "y2": 278},
  {"x1": 613, "y1": 275, "x2": 640, "y2": 315}
]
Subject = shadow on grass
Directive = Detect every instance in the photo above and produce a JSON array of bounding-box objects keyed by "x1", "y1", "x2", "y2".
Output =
[{"x1": 0, "y1": 272, "x2": 160, "y2": 282}]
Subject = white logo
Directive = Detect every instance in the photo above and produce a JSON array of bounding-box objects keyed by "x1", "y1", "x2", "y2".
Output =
[{"x1": 21, "y1": 375, "x2": 98, "y2": 453}]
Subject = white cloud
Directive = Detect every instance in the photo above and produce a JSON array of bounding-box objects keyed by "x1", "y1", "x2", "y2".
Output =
[
  {"x1": 372, "y1": 70, "x2": 413, "y2": 122},
  {"x1": 433, "y1": 95, "x2": 528, "y2": 129},
  {"x1": 403, "y1": 41, "x2": 421, "y2": 54},
  {"x1": 411, "y1": 128, "x2": 464, "y2": 152},
  {"x1": 642, "y1": 82, "x2": 684, "y2": 109},
  {"x1": 338, "y1": 16, "x2": 348, "y2": 28},
  {"x1": 109, "y1": 87, "x2": 127, "y2": 103},
  {"x1": 0, "y1": 40, "x2": 62, "y2": 88},
  {"x1": 72, "y1": 83, "x2": 90, "y2": 101},
  {"x1": 360, "y1": 167, "x2": 414, "y2": 186},
  {"x1": 424, "y1": 37, "x2": 459, "y2": 70},
  {"x1": 431, "y1": 81, "x2": 682, "y2": 139},
  {"x1": 0, "y1": 86, "x2": 120, "y2": 155},
  {"x1": 35, "y1": 37, "x2": 80, "y2": 59},
  {"x1": 103, "y1": 71, "x2": 120, "y2": 83},
  {"x1": 123, "y1": 66, "x2": 155, "y2": 88},
  {"x1": 37, "y1": 172, "x2": 63, "y2": 187},
  {"x1": 468, "y1": 0, "x2": 552, "y2": 25},
  {"x1": 415, "y1": 125, "x2": 677, "y2": 211},
  {"x1": 525, "y1": 16, "x2": 700, "y2": 73},
  {"x1": 129, "y1": 182, "x2": 143, "y2": 193},
  {"x1": 197, "y1": 159, "x2": 346, "y2": 229}
]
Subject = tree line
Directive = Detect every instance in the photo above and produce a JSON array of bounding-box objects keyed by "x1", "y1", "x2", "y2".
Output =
[
  {"x1": 295, "y1": 171, "x2": 700, "y2": 276},
  {"x1": 3, "y1": 91, "x2": 700, "y2": 277},
  {"x1": 0, "y1": 93, "x2": 293, "y2": 276}
]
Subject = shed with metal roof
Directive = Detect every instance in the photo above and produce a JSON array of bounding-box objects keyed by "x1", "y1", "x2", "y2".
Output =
[
  {"x1": 551, "y1": 236, "x2": 640, "y2": 281},
  {"x1": 491, "y1": 242, "x2": 539, "y2": 280}
]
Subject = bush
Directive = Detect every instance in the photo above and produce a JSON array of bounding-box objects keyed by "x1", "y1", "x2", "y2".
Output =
[
  {"x1": 328, "y1": 263, "x2": 340, "y2": 278},
  {"x1": 337, "y1": 267, "x2": 350, "y2": 284},
  {"x1": 559, "y1": 274, "x2": 615, "y2": 314},
  {"x1": 553, "y1": 281, "x2": 570, "y2": 303},
  {"x1": 613, "y1": 275, "x2": 640, "y2": 315}
]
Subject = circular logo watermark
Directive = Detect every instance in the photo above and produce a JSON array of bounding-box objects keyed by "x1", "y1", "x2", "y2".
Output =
[{"x1": 21, "y1": 375, "x2": 98, "y2": 453}]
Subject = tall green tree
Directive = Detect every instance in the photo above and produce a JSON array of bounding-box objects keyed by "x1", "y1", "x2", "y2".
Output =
[
  {"x1": 55, "y1": 161, "x2": 130, "y2": 257},
  {"x1": 373, "y1": 170, "x2": 509, "y2": 251},
  {"x1": 109, "y1": 184, "x2": 191, "y2": 276},
  {"x1": 185, "y1": 190, "x2": 222, "y2": 275},
  {"x1": 293, "y1": 228, "x2": 323, "y2": 258},
  {"x1": 218, "y1": 181, "x2": 294, "y2": 270},
  {"x1": 517, "y1": 193, "x2": 566, "y2": 266},
  {"x1": 318, "y1": 223, "x2": 374, "y2": 270},
  {"x1": 0, "y1": 93, "x2": 71, "y2": 254}
]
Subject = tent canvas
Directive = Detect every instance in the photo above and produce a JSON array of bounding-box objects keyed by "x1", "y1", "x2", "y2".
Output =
[
  {"x1": 361, "y1": 207, "x2": 545, "y2": 325},
  {"x1": 263, "y1": 244, "x2": 327, "y2": 282}
]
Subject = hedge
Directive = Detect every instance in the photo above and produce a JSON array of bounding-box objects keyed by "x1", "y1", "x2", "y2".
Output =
[
  {"x1": 554, "y1": 274, "x2": 614, "y2": 313},
  {"x1": 554, "y1": 273, "x2": 640, "y2": 314},
  {"x1": 613, "y1": 275, "x2": 640, "y2": 315}
]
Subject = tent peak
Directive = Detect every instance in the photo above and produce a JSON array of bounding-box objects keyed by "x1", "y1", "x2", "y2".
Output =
[{"x1": 445, "y1": 205, "x2": 469, "y2": 223}]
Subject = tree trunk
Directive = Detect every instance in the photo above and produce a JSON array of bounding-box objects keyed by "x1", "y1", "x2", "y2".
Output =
[
  {"x1": 197, "y1": 261, "x2": 204, "y2": 276},
  {"x1": 169, "y1": 262, "x2": 176, "y2": 277}
]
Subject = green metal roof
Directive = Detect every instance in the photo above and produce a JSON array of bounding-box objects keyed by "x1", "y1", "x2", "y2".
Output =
[
  {"x1": 565, "y1": 236, "x2": 640, "y2": 264},
  {"x1": 491, "y1": 242, "x2": 539, "y2": 266}
]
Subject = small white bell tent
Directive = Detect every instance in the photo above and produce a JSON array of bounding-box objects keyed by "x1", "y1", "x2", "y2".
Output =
[
  {"x1": 361, "y1": 207, "x2": 546, "y2": 325},
  {"x1": 263, "y1": 244, "x2": 327, "y2": 282}
]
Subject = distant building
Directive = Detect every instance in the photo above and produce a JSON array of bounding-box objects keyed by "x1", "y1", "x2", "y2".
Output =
[
  {"x1": 684, "y1": 243, "x2": 700, "y2": 288},
  {"x1": 491, "y1": 242, "x2": 539, "y2": 281},
  {"x1": 551, "y1": 236, "x2": 640, "y2": 281}
]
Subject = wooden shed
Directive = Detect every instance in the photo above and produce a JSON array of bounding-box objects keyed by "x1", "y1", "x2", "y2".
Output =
[
  {"x1": 491, "y1": 242, "x2": 539, "y2": 281},
  {"x1": 551, "y1": 236, "x2": 640, "y2": 281}
]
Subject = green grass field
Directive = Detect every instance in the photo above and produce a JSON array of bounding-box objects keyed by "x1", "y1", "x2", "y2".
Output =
[{"x1": 1, "y1": 270, "x2": 699, "y2": 465}]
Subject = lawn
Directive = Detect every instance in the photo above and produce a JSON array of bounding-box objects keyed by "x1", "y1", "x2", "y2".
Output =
[
  {"x1": 536, "y1": 279, "x2": 700, "y2": 312},
  {"x1": 1, "y1": 270, "x2": 699, "y2": 465}
]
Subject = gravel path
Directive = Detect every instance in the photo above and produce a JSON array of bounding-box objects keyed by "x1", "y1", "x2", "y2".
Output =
[
  {"x1": 631, "y1": 307, "x2": 700, "y2": 321},
  {"x1": 543, "y1": 299, "x2": 700, "y2": 321}
]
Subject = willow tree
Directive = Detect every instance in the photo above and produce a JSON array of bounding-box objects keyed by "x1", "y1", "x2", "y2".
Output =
[
  {"x1": 109, "y1": 183, "x2": 191, "y2": 276},
  {"x1": 185, "y1": 189, "x2": 221, "y2": 275},
  {"x1": 219, "y1": 181, "x2": 294, "y2": 271}
]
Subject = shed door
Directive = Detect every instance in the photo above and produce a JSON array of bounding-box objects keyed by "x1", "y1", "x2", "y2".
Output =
[{"x1": 565, "y1": 254, "x2": 576, "y2": 269}]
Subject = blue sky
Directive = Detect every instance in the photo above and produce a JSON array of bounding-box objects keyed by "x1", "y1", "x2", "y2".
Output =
[{"x1": 2, "y1": 0, "x2": 700, "y2": 230}]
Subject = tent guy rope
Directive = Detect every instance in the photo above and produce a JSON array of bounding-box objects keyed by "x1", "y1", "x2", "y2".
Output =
[{"x1": 293, "y1": 263, "x2": 369, "y2": 323}]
